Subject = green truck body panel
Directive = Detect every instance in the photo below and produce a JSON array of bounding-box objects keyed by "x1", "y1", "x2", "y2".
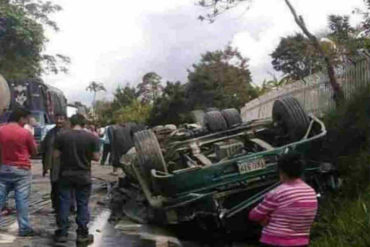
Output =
[{"x1": 118, "y1": 116, "x2": 332, "y2": 226}]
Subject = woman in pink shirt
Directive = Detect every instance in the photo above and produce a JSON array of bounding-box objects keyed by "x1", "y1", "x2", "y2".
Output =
[{"x1": 249, "y1": 153, "x2": 318, "y2": 247}]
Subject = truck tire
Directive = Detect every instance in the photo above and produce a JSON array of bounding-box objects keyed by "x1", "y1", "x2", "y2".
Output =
[
  {"x1": 206, "y1": 107, "x2": 219, "y2": 112},
  {"x1": 134, "y1": 130, "x2": 167, "y2": 181},
  {"x1": 221, "y1": 108, "x2": 242, "y2": 128},
  {"x1": 272, "y1": 96, "x2": 310, "y2": 141},
  {"x1": 204, "y1": 111, "x2": 228, "y2": 132}
]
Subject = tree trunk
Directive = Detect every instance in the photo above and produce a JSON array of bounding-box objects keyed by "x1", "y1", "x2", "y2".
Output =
[{"x1": 284, "y1": 0, "x2": 345, "y2": 106}]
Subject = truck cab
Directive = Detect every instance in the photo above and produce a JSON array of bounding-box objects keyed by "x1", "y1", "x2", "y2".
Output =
[{"x1": 31, "y1": 110, "x2": 55, "y2": 144}]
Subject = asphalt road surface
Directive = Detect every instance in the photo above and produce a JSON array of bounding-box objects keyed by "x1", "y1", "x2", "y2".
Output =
[{"x1": 0, "y1": 160, "x2": 256, "y2": 247}]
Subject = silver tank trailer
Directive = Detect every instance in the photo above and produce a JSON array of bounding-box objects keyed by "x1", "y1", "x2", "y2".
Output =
[{"x1": 0, "y1": 74, "x2": 10, "y2": 114}]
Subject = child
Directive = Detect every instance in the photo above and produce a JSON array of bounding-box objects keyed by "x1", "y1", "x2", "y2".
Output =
[{"x1": 249, "y1": 152, "x2": 318, "y2": 247}]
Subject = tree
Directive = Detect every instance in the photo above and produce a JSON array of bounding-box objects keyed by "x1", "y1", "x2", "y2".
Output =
[
  {"x1": 328, "y1": 15, "x2": 353, "y2": 42},
  {"x1": 114, "y1": 100, "x2": 151, "y2": 124},
  {"x1": 198, "y1": 0, "x2": 345, "y2": 105},
  {"x1": 94, "y1": 100, "x2": 113, "y2": 126},
  {"x1": 255, "y1": 80, "x2": 272, "y2": 96},
  {"x1": 254, "y1": 74, "x2": 294, "y2": 96},
  {"x1": 86, "y1": 81, "x2": 106, "y2": 115},
  {"x1": 272, "y1": 15, "x2": 369, "y2": 82},
  {"x1": 266, "y1": 75, "x2": 294, "y2": 89},
  {"x1": 0, "y1": 0, "x2": 70, "y2": 79},
  {"x1": 271, "y1": 34, "x2": 322, "y2": 80},
  {"x1": 186, "y1": 45, "x2": 258, "y2": 110},
  {"x1": 148, "y1": 81, "x2": 190, "y2": 126},
  {"x1": 327, "y1": 15, "x2": 370, "y2": 61},
  {"x1": 137, "y1": 72, "x2": 163, "y2": 104},
  {"x1": 357, "y1": 0, "x2": 370, "y2": 33},
  {"x1": 280, "y1": 0, "x2": 344, "y2": 103},
  {"x1": 111, "y1": 84, "x2": 137, "y2": 111}
]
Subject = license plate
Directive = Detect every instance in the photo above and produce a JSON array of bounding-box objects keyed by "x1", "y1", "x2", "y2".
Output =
[{"x1": 238, "y1": 159, "x2": 266, "y2": 174}]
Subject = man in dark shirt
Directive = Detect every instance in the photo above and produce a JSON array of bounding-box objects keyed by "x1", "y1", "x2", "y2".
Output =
[
  {"x1": 53, "y1": 114, "x2": 100, "y2": 244},
  {"x1": 111, "y1": 124, "x2": 132, "y2": 174},
  {"x1": 41, "y1": 112, "x2": 68, "y2": 213},
  {"x1": 111, "y1": 122, "x2": 145, "y2": 174}
]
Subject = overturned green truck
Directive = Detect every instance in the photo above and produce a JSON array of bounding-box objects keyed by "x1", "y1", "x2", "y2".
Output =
[{"x1": 110, "y1": 96, "x2": 337, "y2": 232}]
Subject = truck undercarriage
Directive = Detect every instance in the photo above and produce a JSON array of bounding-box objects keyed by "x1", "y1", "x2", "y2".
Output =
[{"x1": 110, "y1": 96, "x2": 337, "y2": 232}]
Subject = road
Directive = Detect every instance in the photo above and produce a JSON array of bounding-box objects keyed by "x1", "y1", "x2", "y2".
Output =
[{"x1": 0, "y1": 160, "x2": 256, "y2": 247}]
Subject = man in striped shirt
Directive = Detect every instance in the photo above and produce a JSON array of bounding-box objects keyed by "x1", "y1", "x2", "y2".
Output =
[{"x1": 249, "y1": 152, "x2": 318, "y2": 247}]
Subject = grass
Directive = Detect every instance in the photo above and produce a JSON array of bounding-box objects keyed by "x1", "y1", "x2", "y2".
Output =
[
  {"x1": 308, "y1": 87, "x2": 370, "y2": 246},
  {"x1": 310, "y1": 185, "x2": 370, "y2": 247}
]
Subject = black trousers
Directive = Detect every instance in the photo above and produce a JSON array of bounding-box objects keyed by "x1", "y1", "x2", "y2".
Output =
[
  {"x1": 51, "y1": 182, "x2": 59, "y2": 211},
  {"x1": 101, "y1": 144, "x2": 112, "y2": 165}
]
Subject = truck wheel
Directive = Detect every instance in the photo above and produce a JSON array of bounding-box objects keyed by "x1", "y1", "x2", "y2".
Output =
[
  {"x1": 134, "y1": 130, "x2": 167, "y2": 181},
  {"x1": 272, "y1": 96, "x2": 310, "y2": 141},
  {"x1": 221, "y1": 108, "x2": 242, "y2": 128},
  {"x1": 203, "y1": 111, "x2": 228, "y2": 132},
  {"x1": 206, "y1": 107, "x2": 219, "y2": 112}
]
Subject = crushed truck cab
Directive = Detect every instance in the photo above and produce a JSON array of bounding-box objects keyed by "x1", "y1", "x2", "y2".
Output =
[{"x1": 110, "y1": 96, "x2": 337, "y2": 232}]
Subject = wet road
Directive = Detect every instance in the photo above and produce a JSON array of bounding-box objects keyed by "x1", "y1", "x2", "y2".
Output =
[{"x1": 0, "y1": 160, "x2": 256, "y2": 247}]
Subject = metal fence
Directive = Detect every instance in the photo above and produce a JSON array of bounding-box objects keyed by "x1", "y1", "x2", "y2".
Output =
[{"x1": 241, "y1": 55, "x2": 370, "y2": 121}]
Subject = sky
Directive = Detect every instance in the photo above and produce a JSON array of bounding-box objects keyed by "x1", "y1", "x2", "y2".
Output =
[{"x1": 43, "y1": 0, "x2": 365, "y2": 105}]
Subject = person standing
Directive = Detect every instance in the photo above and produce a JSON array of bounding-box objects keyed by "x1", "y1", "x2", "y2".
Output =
[
  {"x1": 0, "y1": 108, "x2": 37, "y2": 236},
  {"x1": 249, "y1": 153, "x2": 318, "y2": 247},
  {"x1": 110, "y1": 123, "x2": 145, "y2": 175},
  {"x1": 89, "y1": 124, "x2": 99, "y2": 137},
  {"x1": 100, "y1": 125, "x2": 113, "y2": 166},
  {"x1": 53, "y1": 114, "x2": 100, "y2": 244},
  {"x1": 41, "y1": 112, "x2": 67, "y2": 213},
  {"x1": 24, "y1": 116, "x2": 37, "y2": 136}
]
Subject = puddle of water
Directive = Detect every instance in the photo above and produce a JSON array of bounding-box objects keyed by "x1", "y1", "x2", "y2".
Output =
[
  {"x1": 115, "y1": 223, "x2": 142, "y2": 231},
  {"x1": 90, "y1": 209, "x2": 111, "y2": 247},
  {"x1": 91, "y1": 208, "x2": 184, "y2": 247},
  {"x1": 113, "y1": 217, "x2": 182, "y2": 246},
  {"x1": 0, "y1": 233, "x2": 16, "y2": 243},
  {"x1": 8, "y1": 221, "x2": 18, "y2": 232}
]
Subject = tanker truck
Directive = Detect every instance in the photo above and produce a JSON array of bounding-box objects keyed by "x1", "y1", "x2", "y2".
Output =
[
  {"x1": 0, "y1": 74, "x2": 11, "y2": 116},
  {"x1": 0, "y1": 77, "x2": 67, "y2": 144}
]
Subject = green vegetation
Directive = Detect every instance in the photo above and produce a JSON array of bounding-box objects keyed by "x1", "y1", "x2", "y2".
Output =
[
  {"x1": 148, "y1": 81, "x2": 190, "y2": 126},
  {"x1": 113, "y1": 100, "x2": 151, "y2": 124},
  {"x1": 271, "y1": 34, "x2": 322, "y2": 80},
  {"x1": 95, "y1": 45, "x2": 259, "y2": 126},
  {"x1": 198, "y1": 0, "x2": 370, "y2": 104},
  {"x1": 186, "y1": 45, "x2": 258, "y2": 110},
  {"x1": 242, "y1": 87, "x2": 370, "y2": 247},
  {"x1": 310, "y1": 186, "x2": 370, "y2": 247},
  {"x1": 271, "y1": 14, "x2": 370, "y2": 83},
  {"x1": 0, "y1": 0, "x2": 69, "y2": 79},
  {"x1": 137, "y1": 72, "x2": 163, "y2": 104},
  {"x1": 309, "y1": 87, "x2": 370, "y2": 246},
  {"x1": 86, "y1": 81, "x2": 106, "y2": 117}
]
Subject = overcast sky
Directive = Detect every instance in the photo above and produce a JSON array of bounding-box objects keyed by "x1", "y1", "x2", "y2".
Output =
[{"x1": 43, "y1": 0, "x2": 365, "y2": 105}]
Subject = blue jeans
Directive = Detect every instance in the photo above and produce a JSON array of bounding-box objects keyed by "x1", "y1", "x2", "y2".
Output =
[
  {"x1": 0, "y1": 165, "x2": 32, "y2": 234},
  {"x1": 57, "y1": 181, "x2": 91, "y2": 236}
]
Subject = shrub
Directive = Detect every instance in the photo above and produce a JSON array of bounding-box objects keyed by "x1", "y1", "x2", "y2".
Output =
[
  {"x1": 310, "y1": 86, "x2": 370, "y2": 246},
  {"x1": 321, "y1": 86, "x2": 370, "y2": 197}
]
